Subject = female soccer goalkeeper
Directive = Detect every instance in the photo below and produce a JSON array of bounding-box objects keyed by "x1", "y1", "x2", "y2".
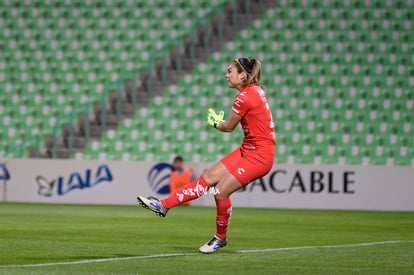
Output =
[{"x1": 138, "y1": 58, "x2": 275, "y2": 253}]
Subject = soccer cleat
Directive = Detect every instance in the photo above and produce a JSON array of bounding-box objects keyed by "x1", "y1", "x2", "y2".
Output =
[
  {"x1": 137, "y1": 196, "x2": 169, "y2": 217},
  {"x1": 199, "y1": 236, "x2": 227, "y2": 254}
]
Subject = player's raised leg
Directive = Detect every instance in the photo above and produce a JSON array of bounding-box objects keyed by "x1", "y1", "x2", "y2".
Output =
[{"x1": 137, "y1": 161, "x2": 230, "y2": 217}]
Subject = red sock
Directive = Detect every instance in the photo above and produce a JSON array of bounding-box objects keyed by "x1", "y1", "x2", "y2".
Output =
[
  {"x1": 161, "y1": 177, "x2": 210, "y2": 208},
  {"x1": 215, "y1": 197, "x2": 232, "y2": 240}
]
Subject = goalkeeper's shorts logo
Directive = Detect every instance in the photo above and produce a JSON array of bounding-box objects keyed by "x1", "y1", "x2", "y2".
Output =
[{"x1": 237, "y1": 167, "x2": 246, "y2": 175}]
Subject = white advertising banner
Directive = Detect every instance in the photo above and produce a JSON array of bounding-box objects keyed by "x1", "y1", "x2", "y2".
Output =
[{"x1": 0, "y1": 159, "x2": 413, "y2": 211}]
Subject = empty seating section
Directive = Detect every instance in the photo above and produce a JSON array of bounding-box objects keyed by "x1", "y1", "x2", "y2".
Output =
[
  {"x1": 0, "y1": 0, "x2": 231, "y2": 157},
  {"x1": 83, "y1": 0, "x2": 413, "y2": 165},
  {"x1": 1, "y1": 0, "x2": 413, "y2": 166}
]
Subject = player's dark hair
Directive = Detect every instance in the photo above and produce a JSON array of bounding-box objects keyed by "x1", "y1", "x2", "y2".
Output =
[
  {"x1": 234, "y1": 58, "x2": 261, "y2": 86},
  {"x1": 173, "y1": 156, "x2": 184, "y2": 162}
]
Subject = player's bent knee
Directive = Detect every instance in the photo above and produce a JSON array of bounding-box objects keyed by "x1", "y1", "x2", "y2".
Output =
[{"x1": 201, "y1": 163, "x2": 229, "y2": 186}]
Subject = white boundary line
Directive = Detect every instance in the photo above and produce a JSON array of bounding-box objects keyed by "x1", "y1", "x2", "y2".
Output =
[{"x1": 1, "y1": 240, "x2": 413, "y2": 268}]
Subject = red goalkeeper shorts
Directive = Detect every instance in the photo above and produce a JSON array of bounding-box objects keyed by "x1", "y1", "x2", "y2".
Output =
[{"x1": 221, "y1": 145, "x2": 275, "y2": 186}]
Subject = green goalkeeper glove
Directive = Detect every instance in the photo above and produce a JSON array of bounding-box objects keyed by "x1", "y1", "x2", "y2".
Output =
[{"x1": 207, "y1": 108, "x2": 225, "y2": 129}]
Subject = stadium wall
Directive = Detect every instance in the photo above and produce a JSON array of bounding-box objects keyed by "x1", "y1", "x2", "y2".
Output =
[{"x1": 0, "y1": 159, "x2": 413, "y2": 211}]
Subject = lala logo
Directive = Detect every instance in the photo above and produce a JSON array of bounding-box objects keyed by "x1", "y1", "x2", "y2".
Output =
[{"x1": 36, "y1": 164, "x2": 113, "y2": 197}]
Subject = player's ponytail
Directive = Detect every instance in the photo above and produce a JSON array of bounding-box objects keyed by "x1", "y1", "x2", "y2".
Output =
[
  {"x1": 234, "y1": 58, "x2": 261, "y2": 86},
  {"x1": 248, "y1": 59, "x2": 261, "y2": 85}
]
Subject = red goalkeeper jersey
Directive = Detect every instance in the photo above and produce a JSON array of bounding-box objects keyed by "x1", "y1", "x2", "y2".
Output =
[{"x1": 232, "y1": 84, "x2": 275, "y2": 150}]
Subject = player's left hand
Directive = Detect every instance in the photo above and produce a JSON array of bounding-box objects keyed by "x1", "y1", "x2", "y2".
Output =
[{"x1": 207, "y1": 108, "x2": 225, "y2": 129}]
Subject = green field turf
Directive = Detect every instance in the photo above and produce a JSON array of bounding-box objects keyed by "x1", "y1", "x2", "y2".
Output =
[{"x1": 0, "y1": 203, "x2": 413, "y2": 274}]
